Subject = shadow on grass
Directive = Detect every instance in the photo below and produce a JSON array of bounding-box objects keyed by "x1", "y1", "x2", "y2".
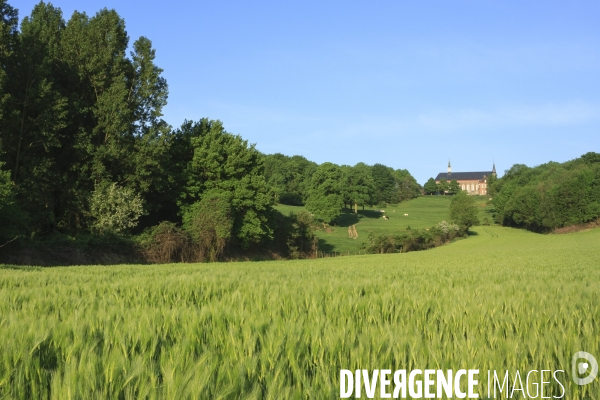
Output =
[
  {"x1": 317, "y1": 239, "x2": 335, "y2": 253},
  {"x1": 335, "y1": 213, "x2": 360, "y2": 227},
  {"x1": 334, "y1": 209, "x2": 385, "y2": 227},
  {"x1": 359, "y1": 210, "x2": 384, "y2": 219},
  {"x1": 467, "y1": 230, "x2": 479, "y2": 236}
]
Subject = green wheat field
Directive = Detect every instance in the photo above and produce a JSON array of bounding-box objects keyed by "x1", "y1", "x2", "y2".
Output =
[{"x1": 1, "y1": 224, "x2": 599, "y2": 398}]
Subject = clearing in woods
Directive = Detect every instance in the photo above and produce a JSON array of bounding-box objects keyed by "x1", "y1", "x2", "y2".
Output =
[{"x1": 275, "y1": 195, "x2": 493, "y2": 254}]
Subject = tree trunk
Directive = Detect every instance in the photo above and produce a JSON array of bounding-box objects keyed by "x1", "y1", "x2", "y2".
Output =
[{"x1": 354, "y1": 202, "x2": 358, "y2": 214}]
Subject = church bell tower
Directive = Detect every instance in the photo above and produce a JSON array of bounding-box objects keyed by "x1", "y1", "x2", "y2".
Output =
[
  {"x1": 448, "y1": 159, "x2": 452, "y2": 177},
  {"x1": 492, "y1": 161, "x2": 496, "y2": 177}
]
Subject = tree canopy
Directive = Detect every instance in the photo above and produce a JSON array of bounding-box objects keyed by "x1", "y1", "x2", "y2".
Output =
[
  {"x1": 491, "y1": 153, "x2": 600, "y2": 231},
  {"x1": 449, "y1": 191, "x2": 479, "y2": 233}
]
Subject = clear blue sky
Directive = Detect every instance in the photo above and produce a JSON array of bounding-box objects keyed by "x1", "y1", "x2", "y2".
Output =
[{"x1": 11, "y1": 0, "x2": 600, "y2": 184}]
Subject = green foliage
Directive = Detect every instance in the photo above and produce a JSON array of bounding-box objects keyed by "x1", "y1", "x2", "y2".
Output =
[
  {"x1": 89, "y1": 181, "x2": 144, "y2": 234},
  {"x1": 392, "y1": 168, "x2": 421, "y2": 201},
  {"x1": 277, "y1": 195, "x2": 493, "y2": 254},
  {"x1": 183, "y1": 119, "x2": 273, "y2": 248},
  {"x1": 136, "y1": 221, "x2": 191, "y2": 264},
  {"x1": 492, "y1": 153, "x2": 600, "y2": 231},
  {"x1": 449, "y1": 190, "x2": 479, "y2": 232},
  {"x1": 182, "y1": 189, "x2": 233, "y2": 261},
  {"x1": 362, "y1": 220, "x2": 462, "y2": 254},
  {"x1": 437, "y1": 178, "x2": 449, "y2": 195},
  {"x1": 0, "y1": 0, "x2": 18, "y2": 120},
  {"x1": 0, "y1": 226, "x2": 598, "y2": 398},
  {"x1": 487, "y1": 173, "x2": 499, "y2": 196},
  {"x1": 448, "y1": 179, "x2": 460, "y2": 195},
  {"x1": 305, "y1": 162, "x2": 344, "y2": 223},
  {"x1": 270, "y1": 210, "x2": 316, "y2": 259},
  {"x1": 0, "y1": 162, "x2": 25, "y2": 243},
  {"x1": 371, "y1": 163, "x2": 396, "y2": 204},
  {"x1": 424, "y1": 177, "x2": 438, "y2": 195},
  {"x1": 0, "y1": 3, "x2": 170, "y2": 235},
  {"x1": 341, "y1": 162, "x2": 375, "y2": 212},
  {"x1": 262, "y1": 153, "x2": 317, "y2": 205}
]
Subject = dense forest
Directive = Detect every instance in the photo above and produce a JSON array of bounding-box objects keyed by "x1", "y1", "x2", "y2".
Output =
[
  {"x1": 490, "y1": 152, "x2": 600, "y2": 232},
  {"x1": 0, "y1": 1, "x2": 421, "y2": 264}
]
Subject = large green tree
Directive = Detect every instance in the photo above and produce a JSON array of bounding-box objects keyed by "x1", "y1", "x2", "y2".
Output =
[
  {"x1": 393, "y1": 169, "x2": 421, "y2": 201},
  {"x1": 183, "y1": 119, "x2": 272, "y2": 248},
  {"x1": 305, "y1": 162, "x2": 344, "y2": 224},
  {"x1": 448, "y1": 179, "x2": 460, "y2": 195},
  {"x1": 424, "y1": 178, "x2": 437, "y2": 195},
  {"x1": 371, "y1": 163, "x2": 396, "y2": 204},
  {"x1": 342, "y1": 163, "x2": 375, "y2": 213},
  {"x1": 449, "y1": 191, "x2": 479, "y2": 233},
  {"x1": 262, "y1": 153, "x2": 317, "y2": 205}
]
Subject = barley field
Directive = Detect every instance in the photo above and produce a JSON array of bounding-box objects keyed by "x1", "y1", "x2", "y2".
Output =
[{"x1": 0, "y1": 226, "x2": 599, "y2": 399}]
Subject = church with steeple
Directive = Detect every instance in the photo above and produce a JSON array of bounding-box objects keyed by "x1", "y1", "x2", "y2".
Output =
[{"x1": 435, "y1": 160, "x2": 496, "y2": 195}]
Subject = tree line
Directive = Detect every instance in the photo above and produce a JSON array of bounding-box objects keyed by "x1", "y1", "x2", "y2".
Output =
[
  {"x1": 423, "y1": 177, "x2": 463, "y2": 195},
  {"x1": 489, "y1": 152, "x2": 600, "y2": 232},
  {"x1": 263, "y1": 155, "x2": 421, "y2": 223},
  {"x1": 0, "y1": 1, "x2": 420, "y2": 264}
]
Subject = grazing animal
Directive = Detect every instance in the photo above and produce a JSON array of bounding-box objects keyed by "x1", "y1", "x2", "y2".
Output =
[
  {"x1": 383, "y1": 215, "x2": 389, "y2": 220},
  {"x1": 404, "y1": 213, "x2": 408, "y2": 217},
  {"x1": 379, "y1": 210, "x2": 385, "y2": 213}
]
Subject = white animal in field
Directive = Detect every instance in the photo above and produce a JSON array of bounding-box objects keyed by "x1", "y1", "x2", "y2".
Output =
[
  {"x1": 404, "y1": 213, "x2": 408, "y2": 217},
  {"x1": 379, "y1": 210, "x2": 385, "y2": 213},
  {"x1": 383, "y1": 215, "x2": 389, "y2": 220}
]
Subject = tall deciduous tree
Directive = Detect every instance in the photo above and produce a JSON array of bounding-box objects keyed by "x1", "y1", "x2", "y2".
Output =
[
  {"x1": 437, "y1": 178, "x2": 449, "y2": 195},
  {"x1": 371, "y1": 163, "x2": 396, "y2": 204},
  {"x1": 342, "y1": 162, "x2": 375, "y2": 213},
  {"x1": 424, "y1": 178, "x2": 437, "y2": 195},
  {"x1": 393, "y1": 169, "x2": 421, "y2": 201},
  {"x1": 450, "y1": 191, "x2": 479, "y2": 233},
  {"x1": 449, "y1": 179, "x2": 460, "y2": 195},
  {"x1": 305, "y1": 162, "x2": 344, "y2": 224},
  {"x1": 183, "y1": 119, "x2": 272, "y2": 248}
]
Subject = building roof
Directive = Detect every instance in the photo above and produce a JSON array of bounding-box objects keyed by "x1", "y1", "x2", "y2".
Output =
[{"x1": 435, "y1": 171, "x2": 493, "y2": 181}]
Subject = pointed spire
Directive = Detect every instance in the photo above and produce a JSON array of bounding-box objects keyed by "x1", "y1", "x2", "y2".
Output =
[
  {"x1": 447, "y1": 159, "x2": 452, "y2": 175},
  {"x1": 492, "y1": 160, "x2": 496, "y2": 176}
]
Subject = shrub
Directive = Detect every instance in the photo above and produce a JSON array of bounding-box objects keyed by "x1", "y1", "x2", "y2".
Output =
[
  {"x1": 183, "y1": 189, "x2": 233, "y2": 262},
  {"x1": 89, "y1": 181, "x2": 144, "y2": 234},
  {"x1": 137, "y1": 222, "x2": 192, "y2": 263},
  {"x1": 361, "y1": 221, "x2": 463, "y2": 254}
]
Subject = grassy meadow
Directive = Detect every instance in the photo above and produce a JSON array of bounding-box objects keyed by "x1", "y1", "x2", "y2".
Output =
[
  {"x1": 276, "y1": 196, "x2": 493, "y2": 254},
  {"x1": 1, "y1": 224, "x2": 599, "y2": 399}
]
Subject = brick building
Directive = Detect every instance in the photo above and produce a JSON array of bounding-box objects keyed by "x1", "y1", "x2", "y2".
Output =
[{"x1": 435, "y1": 161, "x2": 496, "y2": 195}]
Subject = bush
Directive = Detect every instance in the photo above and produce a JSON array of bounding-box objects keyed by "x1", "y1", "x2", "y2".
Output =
[
  {"x1": 361, "y1": 221, "x2": 462, "y2": 254},
  {"x1": 89, "y1": 181, "x2": 145, "y2": 234},
  {"x1": 136, "y1": 222, "x2": 192, "y2": 264},
  {"x1": 182, "y1": 189, "x2": 233, "y2": 262}
]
